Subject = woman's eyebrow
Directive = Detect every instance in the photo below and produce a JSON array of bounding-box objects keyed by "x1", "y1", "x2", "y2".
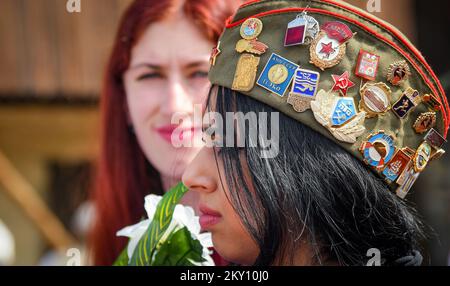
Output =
[
  {"x1": 128, "y1": 63, "x2": 163, "y2": 71},
  {"x1": 184, "y1": 61, "x2": 209, "y2": 69}
]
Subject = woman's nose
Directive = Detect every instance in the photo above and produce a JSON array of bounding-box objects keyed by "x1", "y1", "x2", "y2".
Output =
[
  {"x1": 160, "y1": 78, "x2": 193, "y2": 116},
  {"x1": 182, "y1": 147, "x2": 217, "y2": 194}
]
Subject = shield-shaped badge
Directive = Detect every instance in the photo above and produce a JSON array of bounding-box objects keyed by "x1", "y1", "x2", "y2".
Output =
[{"x1": 330, "y1": 97, "x2": 357, "y2": 127}]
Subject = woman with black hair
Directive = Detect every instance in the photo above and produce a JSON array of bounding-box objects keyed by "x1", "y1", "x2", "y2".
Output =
[
  {"x1": 183, "y1": 87, "x2": 425, "y2": 265},
  {"x1": 182, "y1": 0, "x2": 449, "y2": 266}
]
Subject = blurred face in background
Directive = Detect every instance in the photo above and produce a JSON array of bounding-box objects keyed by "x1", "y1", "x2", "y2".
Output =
[{"x1": 123, "y1": 13, "x2": 211, "y2": 193}]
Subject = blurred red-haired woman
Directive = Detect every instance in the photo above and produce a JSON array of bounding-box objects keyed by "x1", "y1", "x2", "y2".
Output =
[{"x1": 90, "y1": 0, "x2": 241, "y2": 265}]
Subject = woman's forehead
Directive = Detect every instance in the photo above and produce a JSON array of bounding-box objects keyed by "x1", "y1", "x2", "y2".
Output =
[{"x1": 130, "y1": 16, "x2": 212, "y2": 67}]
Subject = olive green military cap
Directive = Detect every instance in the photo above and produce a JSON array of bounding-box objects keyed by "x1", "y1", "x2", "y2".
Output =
[{"x1": 208, "y1": 0, "x2": 450, "y2": 197}]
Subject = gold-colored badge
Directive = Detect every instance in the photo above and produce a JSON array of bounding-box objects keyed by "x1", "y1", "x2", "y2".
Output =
[
  {"x1": 412, "y1": 141, "x2": 432, "y2": 172},
  {"x1": 430, "y1": 148, "x2": 446, "y2": 161},
  {"x1": 359, "y1": 82, "x2": 392, "y2": 118},
  {"x1": 413, "y1": 111, "x2": 437, "y2": 134},
  {"x1": 235, "y1": 39, "x2": 268, "y2": 55},
  {"x1": 268, "y1": 64, "x2": 289, "y2": 84},
  {"x1": 240, "y1": 18, "x2": 263, "y2": 40},
  {"x1": 309, "y1": 31, "x2": 346, "y2": 71},
  {"x1": 310, "y1": 89, "x2": 366, "y2": 143},
  {"x1": 309, "y1": 22, "x2": 354, "y2": 71},
  {"x1": 396, "y1": 165, "x2": 419, "y2": 199},
  {"x1": 386, "y1": 60, "x2": 411, "y2": 86},
  {"x1": 232, "y1": 17, "x2": 267, "y2": 92},
  {"x1": 236, "y1": 18, "x2": 267, "y2": 54},
  {"x1": 423, "y1": 93, "x2": 442, "y2": 112},
  {"x1": 232, "y1": 54, "x2": 261, "y2": 92},
  {"x1": 287, "y1": 95, "x2": 313, "y2": 113}
]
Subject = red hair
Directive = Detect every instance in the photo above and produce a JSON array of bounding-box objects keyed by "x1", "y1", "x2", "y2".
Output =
[{"x1": 90, "y1": 0, "x2": 241, "y2": 265}]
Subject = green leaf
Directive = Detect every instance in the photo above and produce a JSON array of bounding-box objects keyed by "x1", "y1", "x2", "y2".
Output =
[
  {"x1": 113, "y1": 246, "x2": 129, "y2": 266},
  {"x1": 151, "y1": 226, "x2": 206, "y2": 266},
  {"x1": 129, "y1": 182, "x2": 189, "y2": 266}
]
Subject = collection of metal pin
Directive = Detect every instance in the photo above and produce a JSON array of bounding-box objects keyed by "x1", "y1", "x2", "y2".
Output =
[{"x1": 209, "y1": 11, "x2": 447, "y2": 198}]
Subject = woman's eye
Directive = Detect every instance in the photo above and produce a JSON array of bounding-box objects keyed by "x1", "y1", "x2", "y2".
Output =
[
  {"x1": 136, "y1": 73, "x2": 162, "y2": 81},
  {"x1": 190, "y1": 71, "x2": 209, "y2": 79}
]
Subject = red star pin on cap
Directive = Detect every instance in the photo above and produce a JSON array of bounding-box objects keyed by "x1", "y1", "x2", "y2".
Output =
[
  {"x1": 319, "y1": 42, "x2": 336, "y2": 59},
  {"x1": 332, "y1": 71, "x2": 355, "y2": 96}
]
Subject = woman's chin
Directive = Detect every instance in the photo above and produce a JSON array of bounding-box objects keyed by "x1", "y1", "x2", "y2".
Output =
[{"x1": 211, "y1": 233, "x2": 257, "y2": 266}]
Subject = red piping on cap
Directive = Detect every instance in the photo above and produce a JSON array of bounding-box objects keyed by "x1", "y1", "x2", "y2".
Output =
[{"x1": 240, "y1": 0, "x2": 262, "y2": 8}]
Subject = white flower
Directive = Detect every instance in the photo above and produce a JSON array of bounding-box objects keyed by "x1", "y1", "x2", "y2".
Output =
[
  {"x1": 117, "y1": 195, "x2": 214, "y2": 266},
  {"x1": 0, "y1": 219, "x2": 15, "y2": 265}
]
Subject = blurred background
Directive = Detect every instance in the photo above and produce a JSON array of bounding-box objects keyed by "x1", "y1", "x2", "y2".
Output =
[{"x1": 0, "y1": 0, "x2": 449, "y2": 265}]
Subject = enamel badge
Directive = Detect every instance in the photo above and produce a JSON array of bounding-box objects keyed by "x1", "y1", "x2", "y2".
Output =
[
  {"x1": 424, "y1": 128, "x2": 446, "y2": 149},
  {"x1": 396, "y1": 166, "x2": 419, "y2": 199},
  {"x1": 284, "y1": 14, "x2": 307, "y2": 46},
  {"x1": 412, "y1": 141, "x2": 432, "y2": 172},
  {"x1": 310, "y1": 89, "x2": 366, "y2": 144},
  {"x1": 232, "y1": 54, "x2": 261, "y2": 92},
  {"x1": 257, "y1": 53, "x2": 299, "y2": 97},
  {"x1": 284, "y1": 12, "x2": 319, "y2": 46},
  {"x1": 413, "y1": 111, "x2": 437, "y2": 134},
  {"x1": 382, "y1": 147, "x2": 414, "y2": 183},
  {"x1": 310, "y1": 21, "x2": 354, "y2": 71},
  {"x1": 240, "y1": 18, "x2": 263, "y2": 40},
  {"x1": 355, "y1": 49, "x2": 380, "y2": 81},
  {"x1": 392, "y1": 88, "x2": 420, "y2": 119},
  {"x1": 430, "y1": 148, "x2": 446, "y2": 161},
  {"x1": 423, "y1": 93, "x2": 442, "y2": 112},
  {"x1": 387, "y1": 60, "x2": 411, "y2": 85},
  {"x1": 330, "y1": 97, "x2": 358, "y2": 127},
  {"x1": 359, "y1": 82, "x2": 392, "y2": 118},
  {"x1": 332, "y1": 71, "x2": 355, "y2": 96},
  {"x1": 236, "y1": 39, "x2": 268, "y2": 55},
  {"x1": 360, "y1": 131, "x2": 396, "y2": 170},
  {"x1": 232, "y1": 17, "x2": 267, "y2": 92},
  {"x1": 288, "y1": 68, "x2": 320, "y2": 112},
  {"x1": 236, "y1": 17, "x2": 268, "y2": 55}
]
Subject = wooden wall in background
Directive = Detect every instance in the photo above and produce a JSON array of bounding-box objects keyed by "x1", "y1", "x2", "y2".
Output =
[
  {"x1": 0, "y1": 0, "x2": 415, "y2": 99},
  {"x1": 0, "y1": 0, "x2": 133, "y2": 98},
  {"x1": 344, "y1": 0, "x2": 416, "y2": 42}
]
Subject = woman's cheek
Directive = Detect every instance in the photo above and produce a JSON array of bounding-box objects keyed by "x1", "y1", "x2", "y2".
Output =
[
  {"x1": 128, "y1": 88, "x2": 161, "y2": 124},
  {"x1": 213, "y1": 222, "x2": 259, "y2": 265},
  {"x1": 188, "y1": 79, "x2": 210, "y2": 103},
  {"x1": 217, "y1": 198, "x2": 260, "y2": 264}
]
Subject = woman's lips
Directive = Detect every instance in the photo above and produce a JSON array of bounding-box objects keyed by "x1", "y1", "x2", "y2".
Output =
[
  {"x1": 155, "y1": 125, "x2": 200, "y2": 144},
  {"x1": 199, "y1": 204, "x2": 222, "y2": 230}
]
